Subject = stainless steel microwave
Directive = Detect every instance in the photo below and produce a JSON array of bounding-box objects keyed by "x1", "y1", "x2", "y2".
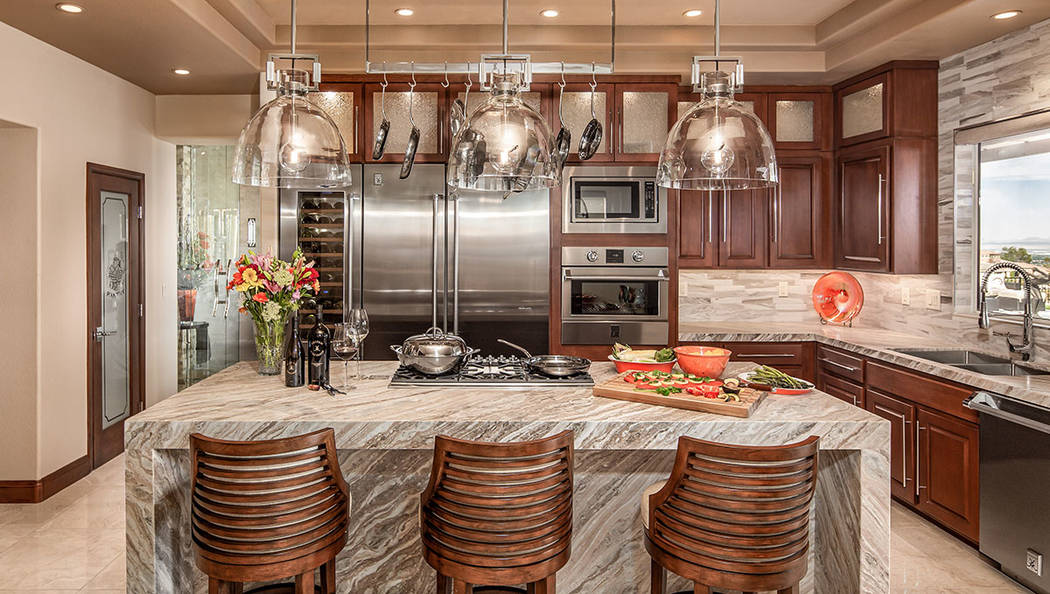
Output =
[{"x1": 562, "y1": 166, "x2": 667, "y2": 234}]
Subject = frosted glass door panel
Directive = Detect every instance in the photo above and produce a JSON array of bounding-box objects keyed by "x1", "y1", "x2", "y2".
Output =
[
  {"x1": 100, "y1": 191, "x2": 130, "y2": 430},
  {"x1": 621, "y1": 91, "x2": 669, "y2": 154},
  {"x1": 374, "y1": 91, "x2": 439, "y2": 153},
  {"x1": 775, "y1": 100, "x2": 815, "y2": 142},
  {"x1": 313, "y1": 91, "x2": 356, "y2": 153},
  {"x1": 562, "y1": 91, "x2": 608, "y2": 156},
  {"x1": 842, "y1": 83, "x2": 884, "y2": 139},
  {"x1": 457, "y1": 91, "x2": 542, "y2": 119},
  {"x1": 679, "y1": 99, "x2": 755, "y2": 120}
]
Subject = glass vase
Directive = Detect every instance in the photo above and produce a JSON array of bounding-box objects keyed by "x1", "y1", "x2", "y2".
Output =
[{"x1": 253, "y1": 314, "x2": 287, "y2": 375}]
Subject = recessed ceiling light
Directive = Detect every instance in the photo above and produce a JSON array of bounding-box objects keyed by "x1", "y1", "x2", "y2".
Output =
[
  {"x1": 172, "y1": 68, "x2": 191, "y2": 76},
  {"x1": 992, "y1": 9, "x2": 1022, "y2": 19},
  {"x1": 540, "y1": 9, "x2": 559, "y2": 18},
  {"x1": 55, "y1": 3, "x2": 83, "y2": 13},
  {"x1": 683, "y1": 9, "x2": 703, "y2": 17},
  {"x1": 394, "y1": 7, "x2": 414, "y2": 17}
]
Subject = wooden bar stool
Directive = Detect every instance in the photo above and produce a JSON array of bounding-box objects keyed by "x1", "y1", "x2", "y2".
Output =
[
  {"x1": 642, "y1": 435, "x2": 820, "y2": 594},
  {"x1": 189, "y1": 429, "x2": 351, "y2": 594},
  {"x1": 420, "y1": 430, "x2": 574, "y2": 594}
]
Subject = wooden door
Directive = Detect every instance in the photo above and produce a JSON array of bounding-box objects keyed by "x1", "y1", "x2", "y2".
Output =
[
  {"x1": 768, "y1": 93, "x2": 830, "y2": 151},
  {"x1": 865, "y1": 389, "x2": 915, "y2": 504},
  {"x1": 770, "y1": 153, "x2": 831, "y2": 268},
  {"x1": 614, "y1": 83, "x2": 676, "y2": 162},
  {"x1": 363, "y1": 82, "x2": 447, "y2": 164},
  {"x1": 86, "y1": 163, "x2": 145, "y2": 469},
  {"x1": 556, "y1": 83, "x2": 615, "y2": 163},
  {"x1": 677, "y1": 190, "x2": 716, "y2": 268},
  {"x1": 717, "y1": 188, "x2": 768, "y2": 268},
  {"x1": 836, "y1": 143, "x2": 890, "y2": 271},
  {"x1": 916, "y1": 407, "x2": 980, "y2": 542},
  {"x1": 314, "y1": 82, "x2": 363, "y2": 162},
  {"x1": 836, "y1": 72, "x2": 890, "y2": 147}
]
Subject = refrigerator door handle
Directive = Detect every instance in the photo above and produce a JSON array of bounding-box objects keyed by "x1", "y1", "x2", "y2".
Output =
[
  {"x1": 451, "y1": 192, "x2": 461, "y2": 336},
  {"x1": 432, "y1": 193, "x2": 440, "y2": 331}
]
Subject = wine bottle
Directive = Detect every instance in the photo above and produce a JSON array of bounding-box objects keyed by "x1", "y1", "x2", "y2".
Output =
[
  {"x1": 284, "y1": 311, "x2": 305, "y2": 388},
  {"x1": 307, "y1": 303, "x2": 331, "y2": 390}
]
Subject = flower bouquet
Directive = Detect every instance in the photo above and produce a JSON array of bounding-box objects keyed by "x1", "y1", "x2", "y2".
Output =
[{"x1": 227, "y1": 249, "x2": 319, "y2": 375}]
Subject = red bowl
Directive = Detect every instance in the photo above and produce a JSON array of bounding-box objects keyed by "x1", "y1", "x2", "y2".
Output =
[
  {"x1": 608, "y1": 356, "x2": 677, "y2": 374},
  {"x1": 673, "y1": 346, "x2": 732, "y2": 378}
]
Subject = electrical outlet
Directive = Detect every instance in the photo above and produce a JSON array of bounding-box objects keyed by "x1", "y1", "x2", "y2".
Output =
[
  {"x1": 778, "y1": 281, "x2": 789, "y2": 297},
  {"x1": 1027, "y1": 549, "x2": 1043, "y2": 577},
  {"x1": 901, "y1": 287, "x2": 911, "y2": 306},
  {"x1": 926, "y1": 289, "x2": 941, "y2": 311}
]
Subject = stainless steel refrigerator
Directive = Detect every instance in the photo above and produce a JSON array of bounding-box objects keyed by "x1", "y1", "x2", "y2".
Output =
[{"x1": 282, "y1": 163, "x2": 550, "y2": 360}]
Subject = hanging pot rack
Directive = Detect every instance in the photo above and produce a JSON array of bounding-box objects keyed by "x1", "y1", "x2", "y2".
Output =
[{"x1": 363, "y1": 0, "x2": 616, "y2": 91}]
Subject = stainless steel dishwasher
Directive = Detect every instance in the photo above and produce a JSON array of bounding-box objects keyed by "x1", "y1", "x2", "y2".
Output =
[{"x1": 966, "y1": 391, "x2": 1050, "y2": 593}]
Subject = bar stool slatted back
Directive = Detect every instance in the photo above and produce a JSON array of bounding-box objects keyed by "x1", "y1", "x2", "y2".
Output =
[
  {"x1": 644, "y1": 435, "x2": 820, "y2": 594},
  {"x1": 420, "y1": 430, "x2": 574, "y2": 594},
  {"x1": 190, "y1": 429, "x2": 350, "y2": 593}
]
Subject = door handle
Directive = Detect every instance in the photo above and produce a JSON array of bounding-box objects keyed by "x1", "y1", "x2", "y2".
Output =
[
  {"x1": 722, "y1": 190, "x2": 728, "y2": 243},
  {"x1": 876, "y1": 173, "x2": 884, "y2": 246},
  {"x1": 93, "y1": 326, "x2": 116, "y2": 341},
  {"x1": 916, "y1": 423, "x2": 927, "y2": 493},
  {"x1": 902, "y1": 419, "x2": 911, "y2": 485}
]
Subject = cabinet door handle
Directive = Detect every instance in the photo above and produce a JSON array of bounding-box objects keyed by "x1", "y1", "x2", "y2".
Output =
[
  {"x1": 743, "y1": 353, "x2": 796, "y2": 359},
  {"x1": 773, "y1": 170, "x2": 781, "y2": 243},
  {"x1": 902, "y1": 419, "x2": 911, "y2": 485},
  {"x1": 916, "y1": 423, "x2": 927, "y2": 493},
  {"x1": 877, "y1": 173, "x2": 884, "y2": 246},
  {"x1": 707, "y1": 191, "x2": 713, "y2": 245},
  {"x1": 722, "y1": 190, "x2": 729, "y2": 243},
  {"x1": 819, "y1": 358, "x2": 859, "y2": 373}
]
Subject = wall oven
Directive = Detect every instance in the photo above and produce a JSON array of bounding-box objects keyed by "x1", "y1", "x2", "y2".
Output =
[
  {"x1": 561, "y1": 247, "x2": 669, "y2": 345},
  {"x1": 562, "y1": 166, "x2": 667, "y2": 234}
]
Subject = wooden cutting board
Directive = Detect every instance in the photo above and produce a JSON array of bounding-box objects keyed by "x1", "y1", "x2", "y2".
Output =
[{"x1": 592, "y1": 372, "x2": 766, "y2": 417}]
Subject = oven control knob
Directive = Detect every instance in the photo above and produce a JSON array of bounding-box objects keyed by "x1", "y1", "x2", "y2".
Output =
[
  {"x1": 586, "y1": 250, "x2": 600, "y2": 263},
  {"x1": 632, "y1": 250, "x2": 645, "y2": 263}
]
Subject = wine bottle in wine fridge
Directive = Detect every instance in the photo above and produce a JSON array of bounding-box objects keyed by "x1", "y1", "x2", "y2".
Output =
[
  {"x1": 307, "y1": 304, "x2": 331, "y2": 390},
  {"x1": 284, "y1": 311, "x2": 305, "y2": 387}
]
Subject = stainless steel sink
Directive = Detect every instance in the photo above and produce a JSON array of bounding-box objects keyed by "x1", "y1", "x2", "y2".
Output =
[{"x1": 893, "y1": 349, "x2": 1050, "y2": 376}]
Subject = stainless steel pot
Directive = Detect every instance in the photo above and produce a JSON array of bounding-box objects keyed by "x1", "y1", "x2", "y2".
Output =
[
  {"x1": 498, "y1": 339, "x2": 591, "y2": 377},
  {"x1": 391, "y1": 327, "x2": 477, "y2": 375}
]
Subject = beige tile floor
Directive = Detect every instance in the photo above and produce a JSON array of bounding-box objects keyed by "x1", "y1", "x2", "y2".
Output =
[{"x1": 0, "y1": 455, "x2": 1033, "y2": 593}]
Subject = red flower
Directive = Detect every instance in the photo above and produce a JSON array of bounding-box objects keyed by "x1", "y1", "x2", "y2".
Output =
[
  {"x1": 232, "y1": 271, "x2": 243, "y2": 285},
  {"x1": 252, "y1": 292, "x2": 268, "y2": 303},
  {"x1": 307, "y1": 268, "x2": 319, "y2": 281}
]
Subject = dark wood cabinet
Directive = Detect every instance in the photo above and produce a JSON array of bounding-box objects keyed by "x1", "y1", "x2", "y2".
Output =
[
  {"x1": 836, "y1": 142, "x2": 891, "y2": 271},
  {"x1": 917, "y1": 408, "x2": 980, "y2": 542},
  {"x1": 717, "y1": 188, "x2": 768, "y2": 268},
  {"x1": 724, "y1": 342, "x2": 815, "y2": 382},
  {"x1": 770, "y1": 153, "x2": 832, "y2": 268},
  {"x1": 866, "y1": 389, "x2": 916, "y2": 503},
  {"x1": 362, "y1": 82, "x2": 448, "y2": 164},
  {"x1": 677, "y1": 190, "x2": 717, "y2": 268},
  {"x1": 816, "y1": 345, "x2": 865, "y2": 384},
  {"x1": 613, "y1": 83, "x2": 677, "y2": 163},
  {"x1": 767, "y1": 92, "x2": 832, "y2": 151},
  {"x1": 834, "y1": 62, "x2": 938, "y2": 148},
  {"x1": 818, "y1": 373, "x2": 864, "y2": 408}
]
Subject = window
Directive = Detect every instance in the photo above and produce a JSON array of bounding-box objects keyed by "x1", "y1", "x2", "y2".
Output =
[{"x1": 976, "y1": 128, "x2": 1050, "y2": 321}]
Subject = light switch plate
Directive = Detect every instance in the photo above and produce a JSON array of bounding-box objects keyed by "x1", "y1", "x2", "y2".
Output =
[
  {"x1": 926, "y1": 289, "x2": 941, "y2": 311},
  {"x1": 1027, "y1": 549, "x2": 1043, "y2": 576},
  {"x1": 901, "y1": 287, "x2": 911, "y2": 306},
  {"x1": 778, "y1": 281, "x2": 789, "y2": 297}
]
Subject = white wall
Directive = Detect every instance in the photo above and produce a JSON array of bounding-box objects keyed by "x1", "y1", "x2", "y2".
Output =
[{"x1": 0, "y1": 21, "x2": 177, "y2": 479}]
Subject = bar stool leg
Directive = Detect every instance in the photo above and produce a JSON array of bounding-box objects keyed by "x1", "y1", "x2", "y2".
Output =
[
  {"x1": 320, "y1": 561, "x2": 336, "y2": 594},
  {"x1": 651, "y1": 560, "x2": 666, "y2": 594},
  {"x1": 526, "y1": 575, "x2": 555, "y2": 594},
  {"x1": 436, "y1": 573, "x2": 451, "y2": 594},
  {"x1": 295, "y1": 570, "x2": 315, "y2": 594},
  {"x1": 693, "y1": 584, "x2": 711, "y2": 594},
  {"x1": 778, "y1": 584, "x2": 800, "y2": 594},
  {"x1": 208, "y1": 578, "x2": 242, "y2": 594},
  {"x1": 452, "y1": 578, "x2": 471, "y2": 594}
]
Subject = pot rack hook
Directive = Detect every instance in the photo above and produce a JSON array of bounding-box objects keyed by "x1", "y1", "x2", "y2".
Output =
[
  {"x1": 380, "y1": 61, "x2": 388, "y2": 89},
  {"x1": 409, "y1": 60, "x2": 417, "y2": 89},
  {"x1": 559, "y1": 61, "x2": 566, "y2": 89},
  {"x1": 441, "y1": 61, "x2": 450, "y2": 88},
  {"x1": 408, "y1": 61, "x2": 416, "y2": 126},
  {"x1": 590, "y1": 62, "x2": 597, "y2": 90}
]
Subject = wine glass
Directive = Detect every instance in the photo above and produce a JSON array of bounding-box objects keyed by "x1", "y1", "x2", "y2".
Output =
[
  {"x1": 330, "y1": 323, "x2": 358, "y2": 390},
  {"x1": 346, "y1": 308, "x2": 370, "y2": 379}
]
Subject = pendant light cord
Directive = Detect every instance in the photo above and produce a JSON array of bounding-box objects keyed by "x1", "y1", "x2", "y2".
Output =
[
  {"x1": 290, "y1": 0, "x2": 297, "y2": 54},
  {"x1": 503, "y1": 0, "x2": 509, "y2": 54},
  {"x1": 714, "y1": 0, "x2": 720, "y2": 57}
]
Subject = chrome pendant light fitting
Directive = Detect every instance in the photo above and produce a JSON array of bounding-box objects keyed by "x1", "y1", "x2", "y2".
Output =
[{"x1": 231, "y1": 0, "x2": 352, "y2": 189}]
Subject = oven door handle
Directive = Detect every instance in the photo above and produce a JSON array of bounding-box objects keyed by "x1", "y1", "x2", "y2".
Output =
[{"x1": 562, "y1": 272, "x2": 670, "y2": 282}]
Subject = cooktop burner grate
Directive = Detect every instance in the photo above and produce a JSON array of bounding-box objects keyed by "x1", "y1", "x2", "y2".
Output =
[{"x1": 389, "y1": 355, "x2": 594, "y2": 387}]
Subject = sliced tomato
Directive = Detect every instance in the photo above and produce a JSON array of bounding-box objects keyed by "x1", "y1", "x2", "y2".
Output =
[
  {"x1": 697, "y1": 382, "x2": 722, "y2": 398},
  {"x1": 671, "y1": 380, "x2": 690, "y2": 388},
  {"x1": 623, "y1": 374, "x2": 639, "y2": 384},
  {"x1": 684, "y1": 386, "x2": 702, "y2": 396},
  {"x1": 635, "y1": 382, "x2": 658, "y2": 391}
]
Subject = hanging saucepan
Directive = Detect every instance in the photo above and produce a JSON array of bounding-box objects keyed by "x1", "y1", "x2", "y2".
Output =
[
  {"x1": 400, "y1": 69, "x2": 420, "y2": 179},
  {"x1": 372, "y1": 70, "x2": 390, "y2": 160},
  {"x1": 578, "y1": 68, "x2": 603, "y2": 161},
  {"x1": 509, "y1": 144, "x2": 542, "y2": 195},
  {"x1": 498, "y1": 339, "x2": 591, "y2": 377},
  {"x1": 552, "y1": 66, "x2": 571, "y2": 170}
]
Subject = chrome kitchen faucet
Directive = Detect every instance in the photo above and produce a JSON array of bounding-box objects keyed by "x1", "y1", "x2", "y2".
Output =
[{"x1": 978, "y1": 261, "x2": 1036, "y2": 361}]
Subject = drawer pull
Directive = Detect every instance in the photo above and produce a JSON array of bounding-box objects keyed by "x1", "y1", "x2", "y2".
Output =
[
  {"x1": 743, "y1": 353, "x2": 796, "y2": 358},
  {"x1": 819, "y1": 358, "x2": 859, "y2": 373},
  {"x1": 916, "y1": 424, "x2": 927, "y2": 493}
]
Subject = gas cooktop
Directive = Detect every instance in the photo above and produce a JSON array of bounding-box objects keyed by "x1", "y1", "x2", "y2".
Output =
[{"x1": 389, "y1": 355, "x2": 594, "y2": 388}]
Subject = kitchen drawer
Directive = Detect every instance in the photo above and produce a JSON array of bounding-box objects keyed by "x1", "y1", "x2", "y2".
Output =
[
  {"x1": 817, "y1": 345, "x2": 865, "y2": 383},
  {"x1": 820, "y1": 373, "x2": 864, "y2": 408},
  {"x1": 725, "y1": 342, "x2": 805, "y2": 365},
  {"x1": 866, "y1": 362, "x2": 975, "y2": 423}
]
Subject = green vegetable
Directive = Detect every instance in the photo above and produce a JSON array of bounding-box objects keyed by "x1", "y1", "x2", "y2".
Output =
[
  {"x1": 748, "y1": 365, "x2": 806, "y2": 389},
  {"x1": 655, "y1": 386, "x2": 683, "y2": 396},
  {"x1": 655, "y1": 347, "x2": 675, "y2": 362}
]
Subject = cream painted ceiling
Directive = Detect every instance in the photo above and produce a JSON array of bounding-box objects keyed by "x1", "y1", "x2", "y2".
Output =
[{"x1": 1, "y1": 0, "x2": 1048, "y2": 94}]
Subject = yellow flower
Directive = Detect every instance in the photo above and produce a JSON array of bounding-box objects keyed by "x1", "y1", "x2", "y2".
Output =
[{"x1": 241, "y1": 268, "x2": 261, "y2": 288}]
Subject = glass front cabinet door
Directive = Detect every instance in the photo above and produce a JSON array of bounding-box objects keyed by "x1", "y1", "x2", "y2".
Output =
[
  {"x1": 769, "y1": 92, "x2": 830, "y2": 150},
  {"x1": 313, "y1": 83, "x2": 363, "y2": 161},
  {"x1": 364, "y1": 83, "x2": 446, "y2": 163},
  {"x1": 837, "y1": 73, "x2": 890, "y2": 146},
  {"x1": 556, "y1": 83, "x2": 614, "y2": 163},
  {"x1": 615, "y1": 84, "x2": 675, "y2": 162}
]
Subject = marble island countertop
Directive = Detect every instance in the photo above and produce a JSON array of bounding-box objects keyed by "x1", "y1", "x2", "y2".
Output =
[
  {"x1": 125, "y1": 360, "x2": 892, "y2": 593},
  {"x1": 680, "y1": 322, "x2": 1050, "y2": 408}
]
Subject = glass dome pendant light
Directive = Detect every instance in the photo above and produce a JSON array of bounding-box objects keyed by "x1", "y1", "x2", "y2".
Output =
[
  {"x1": 447, "y1": 0, "x2": 557, "y2": 194},
  {"x1": 232, "y1": 0, "x2": 351, "y2": 188},
  {"x1": 656, "y1": 0, "x2": 778, "y2": 190}
]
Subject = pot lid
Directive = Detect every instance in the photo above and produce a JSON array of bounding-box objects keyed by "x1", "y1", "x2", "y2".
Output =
[{"x1": 401, "y1": 327, "x2": 469, "y2": 355}]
